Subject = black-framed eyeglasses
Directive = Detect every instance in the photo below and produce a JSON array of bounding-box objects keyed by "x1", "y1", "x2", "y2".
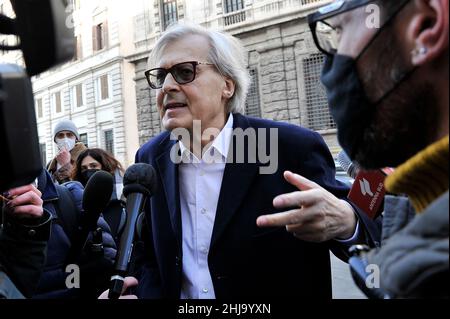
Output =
[
  {"x1": 308, "y1": 0, "x2": 410, "y2": 56},
  {"x1": 144, "y1": 61, "x2": 215, "y2": 89}
]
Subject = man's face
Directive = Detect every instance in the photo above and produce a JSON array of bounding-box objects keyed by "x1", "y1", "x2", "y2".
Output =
[
  {"x1": 155, "y1": 34, "x2": 231, "y2": 133},
  {"x1": 332, "y1": 2, "x2": 438, "y2": 169},
  {"x1": 55, "y1": 130, "x2": 76, "y2": 141}
]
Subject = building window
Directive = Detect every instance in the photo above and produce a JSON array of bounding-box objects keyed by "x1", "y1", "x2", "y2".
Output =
[
  {"x1": 39, "y1": 143, "x2": 47, "y2": 167},
  {"x1": 103, "y1": 129, "x2": 114, "y2": 155},
  {"x1": 98, "y1": 74, "x2": 110, "y2": 101},
  {"x1": 36, "y1": 98, "x2": 43, "y2": 119},
  {"x1": 303, "y1": 54, "x2": 336, "y2": 131},
  {"x1": 52, "y1": 91, "x2": 62, "y2": 114},
  {"x1": 245, "y1": 68, "x2": 261, "y2": 118},
  {"x1": 93, "y1": 21, "x2": 108, "y2": 51},
  {"x1": 162, "y1": 0, "x2": 178, "y2": 30},
  {"x1": 80, "y1": 133, "x2": 88, "y2": 147},
  {"x1": 73, "y1": 83, "x2": 84, "y2": 108},
  {"x1": 224, "y1": 0, "x2": 244, "y2": 13}
]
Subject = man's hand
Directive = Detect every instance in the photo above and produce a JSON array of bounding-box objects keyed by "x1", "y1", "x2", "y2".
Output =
[
  {"x1": 98, "y1": 277, "x2": 139, "y2": 299},
  {"x1": 4, "y1": 184, "x2": 44, "y2": 218},
  {"x1": 56, "y1": 148, "x2": 71, "y2": 167},
  {"x1": 256, "y1": 171, "x2": 356, "y2": 243}
]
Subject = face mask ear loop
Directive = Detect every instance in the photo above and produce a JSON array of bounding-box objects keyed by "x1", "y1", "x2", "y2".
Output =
[{"x1": 352, "y1": 0, "x2": 417, "y2": 106}]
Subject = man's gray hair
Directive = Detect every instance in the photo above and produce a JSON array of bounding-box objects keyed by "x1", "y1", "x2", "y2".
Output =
[{"x1": 148, "y1": 23, "x2": 251, "y2": 114}]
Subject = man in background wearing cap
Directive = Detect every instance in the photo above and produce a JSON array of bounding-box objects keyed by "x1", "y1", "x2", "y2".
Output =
[{"x1": 47, "y1": 119, "x2": 86, "y2": 184}]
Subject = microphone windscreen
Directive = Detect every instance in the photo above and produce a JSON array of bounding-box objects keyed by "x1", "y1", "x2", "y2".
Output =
[
  {"x1": 123, "y1": 163, "x2": 157, "y2": 197},
  {"x1": 337, "y1": 150, "x2": 359, "y2": 178},
  {"x1": 82, "y1": 170, "x2": 114, "y2": 214}
]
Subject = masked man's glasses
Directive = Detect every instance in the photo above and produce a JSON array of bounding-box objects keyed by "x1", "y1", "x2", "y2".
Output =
[{"x1": 308, "y1": 0, "x2": 410, "y2": 56}]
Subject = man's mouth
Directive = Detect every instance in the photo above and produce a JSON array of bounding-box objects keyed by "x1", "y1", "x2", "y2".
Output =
[{"x1": 164, "y1": 103, "x2": 187, "y2": 111}]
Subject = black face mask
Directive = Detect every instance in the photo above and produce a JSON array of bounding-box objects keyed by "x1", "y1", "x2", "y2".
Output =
[
  {"x1": 319, "y1": 1, "x2": 417, "y2": 165},
  {"x1": 81, "y1": 169, "x2": 100, "y2": 186},
  {"x1": 321, "y1": 54, "x2": 377, "y2": 160}
]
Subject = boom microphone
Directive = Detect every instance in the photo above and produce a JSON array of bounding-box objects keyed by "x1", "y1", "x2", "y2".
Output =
[
  {"x1": 66, "y1": 171, "x2": 114, "y2": 265},
  {"x1": 108, "y1": 163, "x2": 157, "y2": 299}
]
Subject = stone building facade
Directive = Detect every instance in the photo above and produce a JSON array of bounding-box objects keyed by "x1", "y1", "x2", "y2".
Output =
[{"x1": 127, "y1": 0, "x2": 341, "y2": 156}]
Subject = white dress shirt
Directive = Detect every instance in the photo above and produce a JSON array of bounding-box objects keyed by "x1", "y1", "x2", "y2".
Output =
[
  {"x1": 176, "y1": 113, "x2": 358, "y2": 298},
  {"x1": 178, "y1": 114, "x2": 234, "y2": 299}
]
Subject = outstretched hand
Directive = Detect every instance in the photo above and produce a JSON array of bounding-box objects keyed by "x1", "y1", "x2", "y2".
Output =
[{"x1": 257, "y1": 171, "x2": 356, "y2": 243}]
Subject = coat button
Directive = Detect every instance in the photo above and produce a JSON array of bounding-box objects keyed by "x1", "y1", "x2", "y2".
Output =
[
  {"x1": 28, "y1": 229, "x2": 36, "y2": 237},
  {"x1": 175, "y1": 256, "x2": 181, "y2": 266}
]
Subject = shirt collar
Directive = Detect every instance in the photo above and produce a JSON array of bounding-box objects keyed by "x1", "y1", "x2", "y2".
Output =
[{"x1": 178, "y1": 113, "x2": 234, "y2": 163}]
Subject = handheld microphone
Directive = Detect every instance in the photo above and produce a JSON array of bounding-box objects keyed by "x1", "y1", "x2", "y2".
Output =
[
  {"x1": 108, "y1": 163, "x2": 157, "y2": 299},
  {"x1": 337, "y1": 150, "x2": 360, "y2": 179},
  {"x1": 337, "y1": 151, "x2": 393, "y2": 220},
  {"x1": 66, "y1": 171, "x2": 113, "y2": 265}
]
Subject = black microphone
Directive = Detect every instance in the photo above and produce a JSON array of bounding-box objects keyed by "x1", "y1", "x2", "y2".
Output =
[
  {"x1": 108, "y1": 163, "x2": 157, "y2": 299},
  {"x1": 66, "y1": 171, "x2": 113, "y2": 265}
]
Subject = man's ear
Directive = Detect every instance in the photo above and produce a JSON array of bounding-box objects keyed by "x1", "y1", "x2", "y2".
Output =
[
  {"x1": 409, "y1": 0, "x2": 449, "y2": 65},
  {"x1": 222, "y1": 78, "x2": 236, "y2": 99}
]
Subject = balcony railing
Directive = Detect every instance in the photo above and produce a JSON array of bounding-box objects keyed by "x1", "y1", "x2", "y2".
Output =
[{"x1": 220, "y1": 0, "x2": 331, "y2": 29}]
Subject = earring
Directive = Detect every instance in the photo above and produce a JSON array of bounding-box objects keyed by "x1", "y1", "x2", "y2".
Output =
[{"x1": 412, "y1": 47, "x2": 428, "y2": 57}]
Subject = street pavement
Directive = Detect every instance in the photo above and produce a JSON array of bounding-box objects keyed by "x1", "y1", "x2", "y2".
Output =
[{"x1": 330, "y1": 252, "x2": 367, "y2": 299}]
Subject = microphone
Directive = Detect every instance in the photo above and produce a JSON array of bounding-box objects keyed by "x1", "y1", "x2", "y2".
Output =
[
  {"x1": 337, "y1": 150, "x2": 360, "y2": 179},
  {"x1": 66, "y1": 171, "x2": 114, "y2": 265},
  {"x1": 337, "y1": 151, "x2": 393, "y2": 220},
  {"x1": 108, "y1": 163, "x2": 157, "y2": 299}
]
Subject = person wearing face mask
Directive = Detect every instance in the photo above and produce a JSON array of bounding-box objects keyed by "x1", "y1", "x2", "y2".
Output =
[
  {"x1": 47, "y1": 119, "x2": 87, "y2": 184},
  {"x1": 72, "y1": 148, "x2": 125, "y2": 199},
  {"x1": 72, "y1": 148, "x2": 126, "y2": 243},
  {"x1": 286, "y1": 0, "x2": 447, "y2": 298},
  {"x1": 30, "y1": 168, "x2": 118, "y2": 299}
]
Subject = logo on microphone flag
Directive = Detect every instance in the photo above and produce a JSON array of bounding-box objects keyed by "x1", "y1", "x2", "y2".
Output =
[{"x1": 359, "y1": 178, "x2": 374, "y2": 197}]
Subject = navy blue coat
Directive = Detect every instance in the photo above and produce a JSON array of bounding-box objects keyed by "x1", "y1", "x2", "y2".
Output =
[
  {"x1": 33, "y1": 169, "x2": 117, "y2": 299},
  {"x1": 134, "y1": 113, "x2": 381, "y2": 299}
]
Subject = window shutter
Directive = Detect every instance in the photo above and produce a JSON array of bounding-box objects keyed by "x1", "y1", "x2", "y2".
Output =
[
  {"x1": 103, "y1": 20, "x2": 109, "y2": 48},
  {"x1": 92, "y1": 25, "x2": 98, "y2": 51}
]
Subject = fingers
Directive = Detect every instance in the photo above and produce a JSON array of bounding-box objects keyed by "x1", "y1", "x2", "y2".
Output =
[
  {"x1": 5, "y1": 184, "x2": 43, "y2": 218},
  {"x1": 98, "y1": 277, "x2": 139, "y2": 299},
  {"x1": 8, "y1": 189, "x2": 42, "y2": 207},
  {"x1": 11, "y1": 205, "x2": 43, "y2": 217},
  {"x1": 257, "y1": 209, "x2": 302, "y2": 227},
  {"x1": 122, "y1": 277, "x2": 139, "y2": 293},
  {"x1": 283, "y1": 171, "x2": 320, "y2": 191},
  {"x1": 118, "y1": 295, "x2": 138, "y2": 299},
  {"x1": 273, "y1": 190, "x2": 320, "y2": 209},
  {"x1": 257, "y1": 204, "x2": 319, "y2": 228},
  {"x1": 8, "y1": 184, "x2": 42, "y2": 199}
]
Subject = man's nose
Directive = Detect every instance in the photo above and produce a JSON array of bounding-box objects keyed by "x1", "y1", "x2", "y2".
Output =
[{"x1": 162, "y1": 72, "x2": 180, "y2": 92}]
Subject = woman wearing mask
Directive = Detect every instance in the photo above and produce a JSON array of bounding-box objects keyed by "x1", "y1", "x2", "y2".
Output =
[
  {"x1": 72, "y1": 148, "x2": 125, "y2": 199},
  {"x1": 72, "y1": 148, "x2": 126, "y2": 242},
  {"x1": 47, "y1": 119, "x2": 86, "y2": 184}
]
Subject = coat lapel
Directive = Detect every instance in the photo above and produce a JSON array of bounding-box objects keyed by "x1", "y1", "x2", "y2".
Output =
[
  {"x1": 210, "y1": 114, "x2": 260, "y2": 248},
  {"x1": 155, "y1": 138, "x2": 182, "y2": 249}
]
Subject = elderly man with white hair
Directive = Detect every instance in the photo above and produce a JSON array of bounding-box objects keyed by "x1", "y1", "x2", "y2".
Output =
[{"x1": 112, "y1": 23, "x2": 380, "y2": 299}]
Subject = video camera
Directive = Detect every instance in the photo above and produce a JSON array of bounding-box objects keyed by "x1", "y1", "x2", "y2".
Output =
[{"x1": 0, "y1": 0, "x2": 75, "y2": 192}]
